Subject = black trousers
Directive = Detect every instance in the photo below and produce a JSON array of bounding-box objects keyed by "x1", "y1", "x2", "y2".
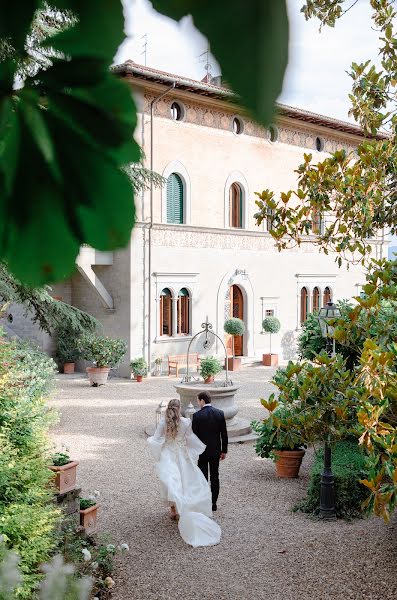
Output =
[{"x1": 198, "y1": 454, "x2": 220, "y2": 505}]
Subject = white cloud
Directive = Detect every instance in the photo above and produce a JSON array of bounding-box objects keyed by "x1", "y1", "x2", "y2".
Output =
[{"x1": 116, "y1": 0, "x2": 382, "y2": 121}]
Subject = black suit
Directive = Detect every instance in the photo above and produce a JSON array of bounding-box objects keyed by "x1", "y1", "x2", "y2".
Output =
[{"x1": 192, "y1": 405, "x2": 228, "y2": 506}]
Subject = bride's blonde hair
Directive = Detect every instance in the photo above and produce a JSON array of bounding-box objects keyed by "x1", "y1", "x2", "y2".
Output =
[{"x1": 165, "y1": 398, "x2": 181, "y2": 439}]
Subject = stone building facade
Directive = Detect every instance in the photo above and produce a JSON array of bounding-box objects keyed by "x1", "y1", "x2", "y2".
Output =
[{"x1": 6, "y1": 62, "x2": 387, "y2": 376}]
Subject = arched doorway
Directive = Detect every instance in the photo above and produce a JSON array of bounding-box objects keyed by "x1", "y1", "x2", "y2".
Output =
[{"x1": 230, "y1": 285, "x2": 244, "y2": 356}]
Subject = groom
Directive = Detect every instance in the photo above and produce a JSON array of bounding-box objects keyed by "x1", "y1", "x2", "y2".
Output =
[{"x1": 192, "y1": 391, "x2": 228, "y2": 512}]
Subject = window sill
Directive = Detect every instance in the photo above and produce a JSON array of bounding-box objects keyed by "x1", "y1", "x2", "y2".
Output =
[{"x1": 155, "y1": 336, "x2": 193, "y2": 344}]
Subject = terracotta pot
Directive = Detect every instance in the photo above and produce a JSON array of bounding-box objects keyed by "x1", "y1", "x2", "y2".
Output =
[
  {"x1": 274, "y1": 450, "x2": 305, "y2": 478},
  {"x1": 225, "y1": 357, "x2": 241, "y2": 372},
  {"x1": 49, "y1": 461, "x2": 79, "y2": 493},
  {"x1": 63, "y1": 362, "x2": 75, "y2": 374},
  {"x1": 204, "y1": 375, "x2": 214, "y2": 384},
  {"x1": 262, "y1": 354, "x2": 278, "y2": 367},
  {"x1": 80, "y1": 504, "x2": 98, "y2": 534},
  {"x1": 86, "y1": 367, "x2": 110, "y2": 386},
  {"x1": 136, "y1": 375, "x2": 143, "y2": 382}
]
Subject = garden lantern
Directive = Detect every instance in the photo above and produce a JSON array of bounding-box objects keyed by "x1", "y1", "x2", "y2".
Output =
[
  {"x1": 317, "y1": 299, "x2": 341, "y2": 520},
  {"x1": 155, "y1": 400, "x2": 167, "y2": 427},
  {"x1": 318, "y1": 300, "x2": 341, "y2": 356}
]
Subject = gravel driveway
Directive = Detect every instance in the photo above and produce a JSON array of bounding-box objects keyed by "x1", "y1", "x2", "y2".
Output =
[{"x1": 51, "y1": 366, "x2": 397, "y2": 600}]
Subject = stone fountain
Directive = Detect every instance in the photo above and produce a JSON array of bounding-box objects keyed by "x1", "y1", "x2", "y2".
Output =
[{"x1": 174, "y1": 318, "x2": 255, "y2": 443}]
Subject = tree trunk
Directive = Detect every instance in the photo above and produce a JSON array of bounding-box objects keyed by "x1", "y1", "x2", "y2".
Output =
[{"x1": 269, "y1": 333, "x2": 272, "y2": 355}]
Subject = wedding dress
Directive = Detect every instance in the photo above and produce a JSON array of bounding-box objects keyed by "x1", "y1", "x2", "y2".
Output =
[{"x1": 147, "y1": 416, "x2": 221, "y2": 547}]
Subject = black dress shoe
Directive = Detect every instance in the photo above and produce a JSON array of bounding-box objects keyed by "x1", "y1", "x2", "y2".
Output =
[{"x1": 212, "y1": 504, "x2": 217, "y2": 511}]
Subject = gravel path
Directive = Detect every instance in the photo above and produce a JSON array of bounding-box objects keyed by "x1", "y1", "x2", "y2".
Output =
[{"x1": 51, "y1": 366, "x2": 397, "y2": 600}]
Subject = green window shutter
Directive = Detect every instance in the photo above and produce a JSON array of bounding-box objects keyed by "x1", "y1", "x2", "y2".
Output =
[{"x1": 167, "y1": 173, "x2": 184, "y2": 224}]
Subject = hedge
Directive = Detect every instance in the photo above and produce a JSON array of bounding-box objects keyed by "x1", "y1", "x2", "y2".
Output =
[
  {"x1": 295, "y1": 440, "x2": 368, "y2": 520},
  {"x1": 0, "y1": 331, "x2": 60, "y2": 598}
]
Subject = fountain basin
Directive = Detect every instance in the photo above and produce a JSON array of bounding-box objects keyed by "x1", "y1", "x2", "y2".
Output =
[{"x1": 175, "y1": 381, "x2": 255, "y2": 441}]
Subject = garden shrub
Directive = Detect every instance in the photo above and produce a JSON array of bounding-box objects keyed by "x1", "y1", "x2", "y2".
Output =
[
  {"x1": 0, "y1": 331, "x2": 60, "y2": 598},
  {"x1": 295, "y1": 440, "x2": 368, "y2": 520}
]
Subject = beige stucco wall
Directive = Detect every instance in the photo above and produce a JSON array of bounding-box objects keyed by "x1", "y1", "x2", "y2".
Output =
[{"x1": 71, "y1": 247, "x2": 132, "y2": 376}]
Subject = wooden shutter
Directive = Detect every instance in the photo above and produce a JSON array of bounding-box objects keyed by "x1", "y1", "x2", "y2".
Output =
[{"x1": 167, "y1": 174, "x2": 184, "y2": 224}]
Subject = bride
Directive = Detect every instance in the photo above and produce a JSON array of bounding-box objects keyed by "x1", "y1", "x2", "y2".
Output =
[{"x1": 147, "y1": 398, "x2": 221, "y2": 547}]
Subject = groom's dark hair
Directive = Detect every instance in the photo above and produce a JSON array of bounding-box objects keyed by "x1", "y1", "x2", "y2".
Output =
[{"x1": 198, "y1": 391, "x2": 211, "y2": 404}]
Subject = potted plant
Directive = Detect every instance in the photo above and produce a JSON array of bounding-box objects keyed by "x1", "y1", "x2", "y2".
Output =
[
  {"x1": 224, "y1": 317, "x2": 245, "y2": 371},
  {"x1": 79, "y1": 334, "x2": 127, "y2": 386},
  {"x1": 251, "y1": 402, "x2": 306, "y2": 478},
  {"x1": 49, "y1": 451, "x2": 79, "y2": 493},
  {"x1": 80, "y1": 495, "x2": 99, "y2": 534},
  {"x1": 56, "y1": 327, "x2": 81, "y2": 374},
  {"x1": 262, "y1": 316, "x2": 281, "y2": 366},
  {"x1": 130, "y1": 357, "x2": 148, "y2": 382},
  {"x1": 200, "y1": 356, "x2": 222, "y2": 383}
]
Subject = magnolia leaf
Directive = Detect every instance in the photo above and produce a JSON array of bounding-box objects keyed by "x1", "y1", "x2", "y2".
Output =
[
  {"x1": 151, "y1": 0, "x2": 289, "y2": 126},
  {"x1": 1, "y1": 61, "x2": 139, "y2": 285}
]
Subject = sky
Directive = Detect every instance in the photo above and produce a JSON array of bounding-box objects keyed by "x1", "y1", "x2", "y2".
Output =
[{"x1": 115, "y1": 0, "x2": 381, "y2": 123}]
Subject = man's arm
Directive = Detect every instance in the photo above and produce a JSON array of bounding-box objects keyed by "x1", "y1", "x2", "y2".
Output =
[
  {"x1": 192, "y1": 412, "x2": 199, "y2": 437},
  {"x1": 220, "y1": 411, "x2": 228, "y2": 456}
]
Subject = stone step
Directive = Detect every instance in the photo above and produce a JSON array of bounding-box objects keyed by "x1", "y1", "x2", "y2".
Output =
[{"x1": 229, "y1": 432, "x2": 258, "y2": 444}]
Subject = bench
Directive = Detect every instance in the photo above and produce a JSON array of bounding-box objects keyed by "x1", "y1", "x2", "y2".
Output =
[{"x1": 168, "y1": 353, "x2": 201, "y2": 377}]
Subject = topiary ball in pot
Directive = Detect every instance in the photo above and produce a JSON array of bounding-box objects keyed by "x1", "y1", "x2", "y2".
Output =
[
  {"x1": 224, "y1": 317, "x2": 245, "y2": 337},
  {"x1": 262, "y1": 316, "x2": 281, "y2": 365},
  {"x1": 262, "y1": 316, "x2": 281, "y2": 335}
]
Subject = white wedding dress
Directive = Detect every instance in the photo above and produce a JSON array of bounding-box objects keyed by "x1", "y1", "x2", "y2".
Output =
[{"x1": 147, "y1": 416, "x2": 221, "y2": 547}]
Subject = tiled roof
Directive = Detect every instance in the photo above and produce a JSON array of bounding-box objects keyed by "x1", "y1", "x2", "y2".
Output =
[{"x1": 112, "y1": 61, "x2": 388, "y2": 139}]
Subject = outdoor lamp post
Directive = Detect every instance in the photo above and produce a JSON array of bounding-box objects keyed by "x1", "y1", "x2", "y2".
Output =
[{"x1": 317, "y1": 300, "x2": 341, "y2": 519}]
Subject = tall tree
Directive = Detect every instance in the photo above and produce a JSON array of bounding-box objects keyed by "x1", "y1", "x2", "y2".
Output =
[{"x1": 255, "y1": 1, "x2": 396, "y2": 267}]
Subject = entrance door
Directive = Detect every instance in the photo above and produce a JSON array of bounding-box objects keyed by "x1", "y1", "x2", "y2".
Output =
[{"x1": 231, "y1": 285, "x2": 244, "y2": 356}]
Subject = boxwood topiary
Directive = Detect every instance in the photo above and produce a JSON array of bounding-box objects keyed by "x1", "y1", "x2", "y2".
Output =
[
  {"x1": 224, "y1": 317, "x2": 245, "y2": 336},
  {"x1": 262, "y1": 316, "x2": 281, "y2": 334}
]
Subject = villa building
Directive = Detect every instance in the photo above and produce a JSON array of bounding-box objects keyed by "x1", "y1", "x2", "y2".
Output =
[{"x1": 7, "y1": 62, "x2": 387, "y2": 375}]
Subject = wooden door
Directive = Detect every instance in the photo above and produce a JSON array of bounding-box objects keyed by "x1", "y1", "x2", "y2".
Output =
[{"x1": 231, "y1": 285, "x2": 244, "y2": 356}]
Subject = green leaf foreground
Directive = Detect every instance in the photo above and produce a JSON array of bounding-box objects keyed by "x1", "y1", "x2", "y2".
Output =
[
  {"x1": 0, "y1": 0, "x2": 290, "y2": 287},
  {"x1": 151, "y1": 0, "x2": 289, "y2": 127},
  {"x1": 0, "y1": 1, "x2": 140, "y2": 286}
]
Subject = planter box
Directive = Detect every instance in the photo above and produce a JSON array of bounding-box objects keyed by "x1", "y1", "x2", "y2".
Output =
[
  {"x1": 80, "y1": 504, "x2": 98, "y2": 535},
  {"x1": 262, "y1": 354, "x2": 278, "y2": 367},
  {"x1": 86, "y1": 367, "x2": 110, "y2": 386},
  {"x1": 274, "y1": 450, "x2": 305, "y2": 478},
  {"x1": 204, "y1": 375, "x2": 215, "y2": 384},
  {"x1": 49, "y1": 461, "x2": 79, "y2": 493},
  {"x1": 136, "y1": 375, "x2": 143, "y2": 382},
  {"x1": 63, "y1": 362, "x2": 75, "y2": 374},
  {"x1": 225, "y1": 357, "x2": 241, "y2": 372}
]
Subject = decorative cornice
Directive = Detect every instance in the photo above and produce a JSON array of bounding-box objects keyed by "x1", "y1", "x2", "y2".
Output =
[{"x1": 114, "y1": 61, "x2": 388, "y2": 142}]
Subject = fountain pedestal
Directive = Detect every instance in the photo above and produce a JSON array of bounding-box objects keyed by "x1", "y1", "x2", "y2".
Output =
[{"x1": 174, "y1": 382, "x2": 255, "y2": 442}]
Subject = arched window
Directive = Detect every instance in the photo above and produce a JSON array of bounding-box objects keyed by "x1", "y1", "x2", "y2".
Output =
[
  {"x1": 229, "y1": 182, "x2": 243, "y2": 228},
  {"x1": 323, "y1": 286, "x2": 331, "y2": 306},
  {"x1": 177, "y1": 288, "x2": 190, "y2": 335},
  {"x1": 312, "y1": 287, "x2": 320, "y2": 313},
  {"x1": 160, "y1": 288, "x2": 172, "y2": 336},
  {"x1": 300, "y1": 287, "x2": 309, "y2": 325},
  {"x1": 166, "y1": 173, "x2": 184, "y2": 224}
]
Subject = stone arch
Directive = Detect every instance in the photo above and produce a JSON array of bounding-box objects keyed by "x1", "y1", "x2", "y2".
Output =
[{"x1": 216, "y1": 269, "x2": 254, "y2": 357}]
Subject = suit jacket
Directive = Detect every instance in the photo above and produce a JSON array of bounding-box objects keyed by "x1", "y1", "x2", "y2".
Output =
[{"x1": 192, "y1": 405, "x2": 228, "y2": 458}]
